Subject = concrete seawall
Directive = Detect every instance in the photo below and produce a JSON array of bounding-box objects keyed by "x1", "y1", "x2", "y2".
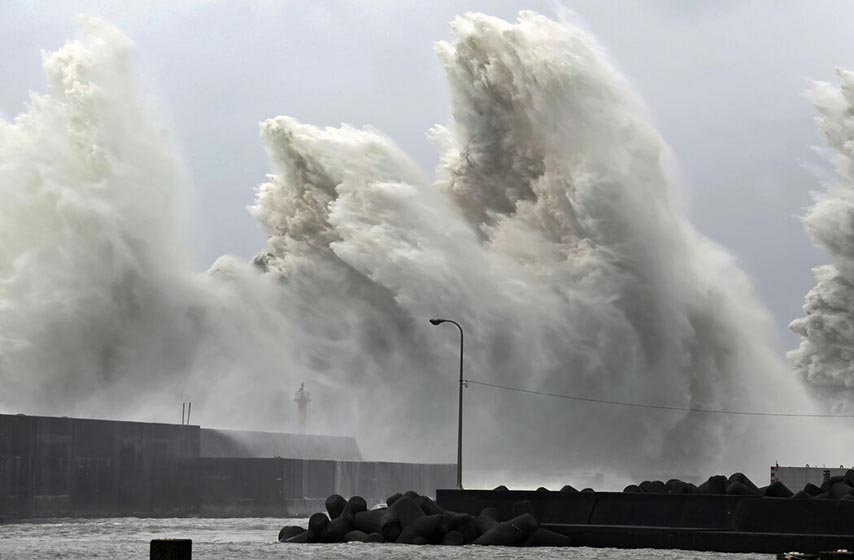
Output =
[
  {"x1": 198, "y1": 457, "x2": 453, "y2": 517},
  {"x1": 436, "y1": 489, "x2": 854, "y2": 553},
  {"x1": 0, "y1": 414, "x2": 454, "y2": 518}
]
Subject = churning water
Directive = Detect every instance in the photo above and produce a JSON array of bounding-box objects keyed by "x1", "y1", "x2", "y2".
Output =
[{"x1": 0, "y1": 517, "x2": 772, "y2": 560}]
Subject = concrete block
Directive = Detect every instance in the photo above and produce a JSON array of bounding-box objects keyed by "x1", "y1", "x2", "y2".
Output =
[{"x1": 150, "y1": 539, "x2": 191, "y2": 560}]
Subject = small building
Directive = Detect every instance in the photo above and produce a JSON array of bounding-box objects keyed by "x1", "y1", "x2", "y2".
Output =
[{"x1": 771, "y1": 464, "x2": 853, "y2": 489}]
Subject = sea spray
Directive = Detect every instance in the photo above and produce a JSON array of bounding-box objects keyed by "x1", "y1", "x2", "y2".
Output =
[
  {"x1": 0, "y1": 12, "x2": 814, "y2": 480},
  {"x1": 790, "y1": 69, "x2": 854, "y2": 410},
  {"x1": 249, "y1": 12, "x2": 810, "y2": 475}
]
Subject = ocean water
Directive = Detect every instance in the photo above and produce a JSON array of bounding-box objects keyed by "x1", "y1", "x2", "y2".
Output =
[{"x1": 0, "y1": 517, "x2": 773, "y2": 560}]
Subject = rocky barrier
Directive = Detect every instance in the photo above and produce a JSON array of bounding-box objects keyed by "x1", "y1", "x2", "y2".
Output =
[
  {"x1": 277, "y1": 490, "x2": 570, "y2": 546},
  {"x1": 620, "y1": 471, "x2": 854, "y2": 500}
]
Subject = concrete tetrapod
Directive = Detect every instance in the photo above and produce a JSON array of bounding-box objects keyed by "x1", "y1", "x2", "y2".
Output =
[
  {"x1": 305, "y1": 512, "x2": 330, "y2": 543},
  {"x1": 353, "y1": 509, "x2": 384, "y2": 533},
  {"x1": 278, "y1": 491, "x2": 571, "y2": 547},
  {"x1": 325, "y1": 494, "x2": 347, "y2": 519},
  {"x1": 342, "y1": 530, "x2": 368, "y2": 542},
  {"x1": 473, "y1": 513, "x2": 539, "y2": 546},
  {"x1": 277, "y1": 526, "x2": 305, "y2": 542},
  {"x1": 343, "y1": 496, "x2": 367, "y2": 516}
]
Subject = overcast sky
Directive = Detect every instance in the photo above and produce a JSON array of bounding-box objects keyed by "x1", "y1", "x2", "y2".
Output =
[{"x1": 2, "y1": 1, "x2": 852, "y2": 350}]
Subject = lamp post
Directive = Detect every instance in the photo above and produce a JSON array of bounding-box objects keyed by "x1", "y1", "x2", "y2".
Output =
[{"x1": 429, "y1": 318, "x2": 464, "y2": 490}]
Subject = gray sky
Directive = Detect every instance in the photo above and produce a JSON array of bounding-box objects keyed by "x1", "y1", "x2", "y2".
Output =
[{"x1": 2, "y1": 0, "x2": 851, "y2": 350}]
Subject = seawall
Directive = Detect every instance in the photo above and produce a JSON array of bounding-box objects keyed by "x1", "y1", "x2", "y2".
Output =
[
  {"x1": 0, "y1": 413, "x2": 454, "y2": 518},
  {"x1": 437, "y1": 489, "x2": 854, "y2": 553}
]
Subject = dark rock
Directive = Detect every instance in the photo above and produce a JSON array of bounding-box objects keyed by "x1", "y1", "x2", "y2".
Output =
[
  {"x1": 762, "y1": 481, "x2": 794, "y2": 499},
  {"x1": 386, "y1": 493, "x2": 402, "y2": 507},
  {"x1": 278, "y1": 526, "x2": 305, "y2": 543},
  {"x1": 343, "y1": 496, "x2": 367, "y2": 516},
  {"x1": 697, "y1": 475, "x2": 728, "y2": 495},
  {"x1": 728, "y1": 472, "x2": 759, "y2": 492},
  {"x1": 343, "y1": 530, "x2": 368, "y2": 542},
  {"x1": 325, "y1": 494, "x2": 347, "y2": 519},
  {"x1": 803, "y1": 483, "x2": 822, "y2": 497},
  {"x1": 353, "y1": 509, "x2": 384, "y2": 534},
  {"x1": 473, "y1": 513, "x2": 538, "y2": 546},
  {"x1": 306, "y1": 512, "x2": 329, "y2": 543},
  {"x1": 639, "y1": 480, "x2": 667, "y2": 494},
  {"x1": 726, "y1": 481, "x2": 761, "y2": 496},
  {"x1": 623, "y1": 484, "x2": 642, "y2": 493},
  {"x1": 442, "y1": 530, "x2": 465, "y2": 546},
  {"x1": 791, "y1": 490, "x2": 813, "y2": 500},
  {"x1": 284, "y1": 531, "x2": 307, "y2": 543},
  {"x1": 522, "y1": 527, "x2": 571, "y2": 547},
  {"x1": 364, "y1": 532, "x2": 385, "y2": 543},
  {"x1": 493, "y1": 485, "x2": 509, "y2": 491},
  {"x1": 560, "y1": 484, "x2": 578, "y2": 493}
]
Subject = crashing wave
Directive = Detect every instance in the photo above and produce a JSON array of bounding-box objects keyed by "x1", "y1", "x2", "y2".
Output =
[{"x1": 0, "y1": 12, "x2": 808, "y2": 477}]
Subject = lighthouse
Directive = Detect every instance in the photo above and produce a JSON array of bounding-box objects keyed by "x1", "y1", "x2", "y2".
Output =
[{"x1": 294, "y1": 383, "x2": 310, "y2": 433}]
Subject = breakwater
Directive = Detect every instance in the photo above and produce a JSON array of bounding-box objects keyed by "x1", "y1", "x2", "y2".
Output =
[
  {"x1": 0, "y1": 413, "x2": 454, "y2": 518},
  {"x1": 436, "y1": 480, "x2": 854, "y2": 553},
  {"x1": 278, "y1": 491, "x2": 569, "y2": 546}
]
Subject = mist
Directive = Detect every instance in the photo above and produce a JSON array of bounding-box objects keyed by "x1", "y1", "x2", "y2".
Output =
[{"x1": 0, "y1": 11, "x2": 840, "y2": 486}]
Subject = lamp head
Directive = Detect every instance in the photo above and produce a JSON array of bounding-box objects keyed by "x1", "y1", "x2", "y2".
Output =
[{"x1": 429, "y1": 318, "x2": 445, "y2": 325}]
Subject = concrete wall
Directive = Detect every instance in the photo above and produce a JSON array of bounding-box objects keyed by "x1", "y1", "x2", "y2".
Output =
[
  {"x1": 200, "y1": 428, "x2": 362, "y2": 461},
  {"x1": 0, "y1": 414, "x2": 199, "y2": 517},
  {"x1": 436, "y1": 489, "x2": 854, "y2": 535},
  {"x1": 0, "y1": 414, "x2": 454, "y2": 519},
  {"x1": 198, "y1": 457, "x2": 456, "y2": 517}
]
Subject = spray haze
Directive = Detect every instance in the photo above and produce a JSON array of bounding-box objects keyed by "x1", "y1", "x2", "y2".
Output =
[
  {"x1": 790, "y1": 69, "x2": 854, "y2": 410},
  {"x1": 0, "y1": 11, "x2": 821, "y2": 483}
]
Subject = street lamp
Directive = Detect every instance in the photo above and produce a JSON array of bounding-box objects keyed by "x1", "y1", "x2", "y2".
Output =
[{"x1": 429, "y1": 318, "x2": 464, "y2": 490}]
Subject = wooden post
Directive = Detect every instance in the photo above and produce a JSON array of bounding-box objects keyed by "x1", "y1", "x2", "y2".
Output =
[{"x1": 150, "y1": 538, "x2": 191, "y2": 560}]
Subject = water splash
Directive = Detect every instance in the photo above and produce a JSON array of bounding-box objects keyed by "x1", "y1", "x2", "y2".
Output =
[
  {"x1": 790, "y1": 69, "x2": 854, "y2": 410},
  {"x1": 0, "y1": 12, "x2": 811, "y2": 479}
]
